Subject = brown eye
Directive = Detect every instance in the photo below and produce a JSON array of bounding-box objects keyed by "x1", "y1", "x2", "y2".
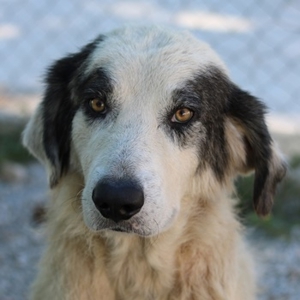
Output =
[
  {"x1": 89, "y1": 98, "x2": 106, "y2": 113},
  {"x1": 171, "y1": 108, "x2": 194, "y2": 123}
]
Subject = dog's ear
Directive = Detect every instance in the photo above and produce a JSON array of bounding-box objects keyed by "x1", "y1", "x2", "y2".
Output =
[
  {"x1": 226, "y1": 85, "x2": 287, "y2": 216},
  {"x1": 23, "y1": 39, "x2": 101, "y2": 187}
]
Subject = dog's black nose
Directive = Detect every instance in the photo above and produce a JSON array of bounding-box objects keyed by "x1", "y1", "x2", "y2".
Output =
[{"x1": 92, "y1": 180, "x2": 144, "y2": 223}]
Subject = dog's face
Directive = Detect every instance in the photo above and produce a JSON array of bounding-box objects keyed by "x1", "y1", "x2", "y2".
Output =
[{"x1": 23, "y1": 26, "x2": 286, "y2": 236}]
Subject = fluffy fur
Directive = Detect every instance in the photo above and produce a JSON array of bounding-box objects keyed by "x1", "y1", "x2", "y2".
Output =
[{"x1": 23, "y1": 25, "x2": 286, "y2": 300}]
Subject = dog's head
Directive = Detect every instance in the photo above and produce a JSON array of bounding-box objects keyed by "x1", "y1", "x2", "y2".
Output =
[{"x1": 23, "y1": 26, "x2": 286, "y2": 236}]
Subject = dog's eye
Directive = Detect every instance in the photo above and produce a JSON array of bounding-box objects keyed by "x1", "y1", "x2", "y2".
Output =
[
  {"x1": 171, "y1": 108, "x2": 194, "y2": 123},
  {"x1": 89, "y1": 98, "x2": 106, "y2": 113}
]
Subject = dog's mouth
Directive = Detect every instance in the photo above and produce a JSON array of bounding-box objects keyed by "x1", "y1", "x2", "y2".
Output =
[
  {"x1": 94, "y1": 207, "x2": 178, "y2": 237},
  {"x1": 110, "y1": 226, "x2": 128, "y2": 233},
  {"x1": 101, "y1": 219, "x2": 153, "y2": 236},
  {"x1": 102, "y1": 219, "x2": 140, "y2": 233}
]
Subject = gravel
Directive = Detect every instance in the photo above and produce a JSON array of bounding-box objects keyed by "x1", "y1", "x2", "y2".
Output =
[
  {"x1": 255, "y1": 235, "x2": 300, "y2": 300},
  {"x1": 0, "y1": 164, "x2": 47, "y2": 300},
  {"x1": 0, "y1": 163, "x2": 299, "y2": 300}
]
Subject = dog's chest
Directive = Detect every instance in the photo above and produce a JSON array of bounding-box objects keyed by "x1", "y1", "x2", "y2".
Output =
[{"x1": 102, "y1": 237, "x2": 175, "y2": 300}]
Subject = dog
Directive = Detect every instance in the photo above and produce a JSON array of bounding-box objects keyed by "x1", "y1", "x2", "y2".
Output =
[{"x1": 23, "y1": 25, "x2": 286, "y2": 300}]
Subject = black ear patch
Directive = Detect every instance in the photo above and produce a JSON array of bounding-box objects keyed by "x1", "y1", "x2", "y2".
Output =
[
  {"x1": 42, "y1": 36, "x2": 104, "y2": 187},
  {"x1": 228, "y1": 85, "x2": 286, "y2": 216}
]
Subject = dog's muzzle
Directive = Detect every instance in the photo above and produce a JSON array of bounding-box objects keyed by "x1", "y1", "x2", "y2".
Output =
[{"x1": 92, "y1": 180, "x2": 144, "y2": 223}]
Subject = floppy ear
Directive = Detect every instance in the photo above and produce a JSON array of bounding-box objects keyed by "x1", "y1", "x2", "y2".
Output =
[
  {"x1": 23, "y1": 38, "x2": 102, "y2": 187},
  {"x1": 227, "y1": 85, "x2": 287, "y2": 216}
]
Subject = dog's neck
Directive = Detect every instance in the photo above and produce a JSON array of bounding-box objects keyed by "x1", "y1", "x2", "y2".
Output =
[{"x1": 97, "y1": 232, "x2": 177, "y2": 298}]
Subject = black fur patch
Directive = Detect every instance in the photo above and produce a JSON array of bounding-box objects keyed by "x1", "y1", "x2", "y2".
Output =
[
  {"x1": 227, "y1": 84, "x2": 273, "y2": 215},
  {"x1": 161, "y1": 90, "x2": 203, "y2": 148},
  {"x1": 74, "y1": 68, "x2": 114, "y2": 124},
  {"x1": 175, "y1": 67, "x2": 231, "y2": 181},
  {"x1": 169, "y1": 65, "x2": 280, "y2": 216},
  {"x1": 188, "y1": 67, "x2": 285, "y2": 215},
  {"x1": 42, "y1": 35, "x2": 105, "y2": 187}
]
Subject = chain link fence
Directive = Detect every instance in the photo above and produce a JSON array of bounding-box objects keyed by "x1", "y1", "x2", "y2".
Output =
[{"x1": 1, "y1": 0, "x2": 300, "y2": 117}]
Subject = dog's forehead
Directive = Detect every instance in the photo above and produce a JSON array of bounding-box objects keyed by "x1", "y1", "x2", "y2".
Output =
[{"x1": 85, "y1": 26, "x2": 227, "y2": 97}]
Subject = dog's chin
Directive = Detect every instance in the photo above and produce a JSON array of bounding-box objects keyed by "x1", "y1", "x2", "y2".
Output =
[
  {"x1": 106, "y1": 225, "x2": 151, "y2": 237},
  {"x1": 87, "y1": 219, "x2": 155, "y2": 237},
  {"x1": 84, "y1": 208, "x2": 178, "y2": 237}
]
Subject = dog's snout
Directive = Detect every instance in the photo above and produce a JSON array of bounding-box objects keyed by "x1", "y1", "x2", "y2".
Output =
[{"x1": 92, "y1": 180, "x2": 144, "y2": 223}]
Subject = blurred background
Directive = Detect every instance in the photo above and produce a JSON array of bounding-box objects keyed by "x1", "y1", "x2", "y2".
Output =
[{"x1": 0, "y1": 0, "x2": 299, "y2": 299}]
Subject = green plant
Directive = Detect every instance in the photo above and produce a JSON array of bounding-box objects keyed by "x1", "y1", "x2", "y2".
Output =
[
  {"x1": 289, "y1": 154, "x2": 300, "y2": 169},
  {"x1": 0, "y1": 126, "x2": 34, "y2": 165}
]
